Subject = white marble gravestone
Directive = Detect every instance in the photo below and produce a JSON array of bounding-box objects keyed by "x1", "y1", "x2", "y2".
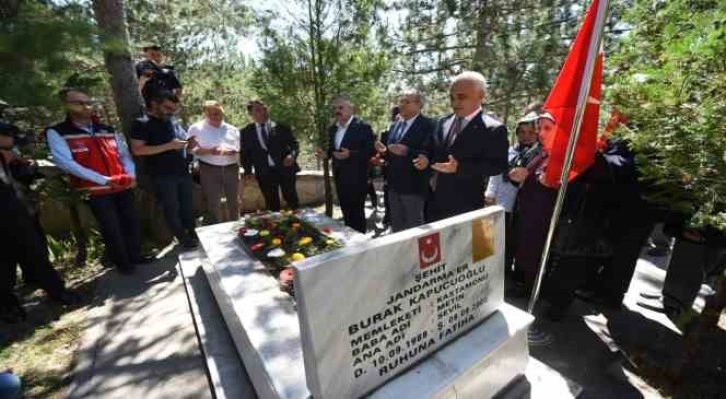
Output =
[
  {"x1": 294, "y1": 207, "x2": 508, "y2": 399},
  {"x1": 198, "y1": 207, "x2": 533, "y2": 399}
]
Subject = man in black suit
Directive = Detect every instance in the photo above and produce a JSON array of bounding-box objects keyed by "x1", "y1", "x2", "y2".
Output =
[
  {"x1": 241, "y1": 100, "x2": 300, "y2": 211},
  {"x1": 427, "y1": 72, "x2": 509, "y2": 222},
  {"x1": 316, "y1": 95, "x2": 375, "y2": 233},
  {"x1": 375, "y1": 90, "x2": 434, "y2": 232}
]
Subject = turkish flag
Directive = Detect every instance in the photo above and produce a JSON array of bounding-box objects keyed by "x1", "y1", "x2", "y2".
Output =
[
  {"x1": 541, "y1": 0, "x2": 605, "y2": 188},
  {"x1": 418, "y1": 233, "x2": 442, "y2": 269}
]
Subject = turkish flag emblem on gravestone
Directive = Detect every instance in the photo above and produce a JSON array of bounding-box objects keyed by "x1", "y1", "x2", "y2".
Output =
[{"x1": 418, "y1": 232, "x2": 442, "y2": 269}]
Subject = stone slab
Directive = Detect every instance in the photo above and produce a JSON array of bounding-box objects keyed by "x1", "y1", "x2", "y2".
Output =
[
  {"x1": 196, "y1": 211, "x2": 366, "y2": 399},
  {"x1": 178, "y1": 249, "x2": 256, "y2": 399},
  {"x1": 368, "y1": 303, "x2": 533, "y2": 399},
  {"x1": 294, "y1": 208, "x2": 507, "y2": 398}
]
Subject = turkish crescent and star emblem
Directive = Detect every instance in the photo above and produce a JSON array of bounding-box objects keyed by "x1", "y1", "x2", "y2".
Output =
[{"x1": 418, "y1": 233, "x2": 442, "y2": 269}]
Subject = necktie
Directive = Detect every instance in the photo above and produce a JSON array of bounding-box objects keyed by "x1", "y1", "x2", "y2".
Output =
[
  {"x1": 392, "y1": 121, "x2": 405, "y2": 143},
  {"x1": 446, "y1": 117, "x2": 462, "y2": 147},
  {"x1": 260, "y1": 123, "x2": 269, "y2": 147}
]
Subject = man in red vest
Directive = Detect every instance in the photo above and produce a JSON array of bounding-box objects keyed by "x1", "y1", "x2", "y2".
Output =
[{"x1": 46, "y1": 88, "x2": 151, "y2": 275}]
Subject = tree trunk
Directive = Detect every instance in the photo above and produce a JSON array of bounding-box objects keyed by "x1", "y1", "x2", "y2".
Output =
[
  {"x1": 91, "y1": 0, "x2": 144, "y2": 138},
  {"x1": 323, "y1": 160, "x2": 333, "y2": 217}
]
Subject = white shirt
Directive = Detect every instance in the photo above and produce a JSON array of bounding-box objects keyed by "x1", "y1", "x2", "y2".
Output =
[
  {"x1": 334, "y1": 116, "x2": 354, "y2": 150},
  {"x1": 188, "y1": 120, "x2": 240, "y2": 166},
  {"x1": 389, "y1": 114, "x2": 419, "y2": 143},
  {"x1": 441, "y1": 107, "x2": 482, "y2": 144},
  {"x1": 255, "y1": 120, "x2": 277, "y2": 166}
]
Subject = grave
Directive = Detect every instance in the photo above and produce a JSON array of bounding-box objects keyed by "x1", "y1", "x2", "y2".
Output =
[{"x1": 195, "y1": 207, "x2": 535, "y2": 398}]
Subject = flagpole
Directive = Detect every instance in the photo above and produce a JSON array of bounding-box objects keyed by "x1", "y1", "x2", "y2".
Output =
[{"x1": 526, "y1": 0, "x2": 610, "y2": 314}]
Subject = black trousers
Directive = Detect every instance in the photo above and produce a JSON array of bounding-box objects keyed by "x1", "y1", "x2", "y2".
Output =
[
  {"x1": 1, "y1": 194, "x2": 65, "y2": 307},
  {"x1": 335, "y1": 182, "x2": 367, "y2": 233},
  {"x1": 257, "y1": 168, "x2": 299, "y2": 212},
  {"x1": 663, "y1": 239, "x2": 726, "y2": 312},
  {"x1": 599, "y1": 217, "x2": 654, "y2": 304},
  {"x1": 87, "y1": 189, "x2": 142, "y2": 270}
]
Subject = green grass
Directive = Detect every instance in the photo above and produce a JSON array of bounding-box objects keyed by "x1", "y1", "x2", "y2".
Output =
[{"x1": 0, "y1": 238, "x2": 103, "y2": 398}]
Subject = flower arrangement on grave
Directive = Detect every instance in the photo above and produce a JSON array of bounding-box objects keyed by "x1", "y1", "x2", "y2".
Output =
[{"x1": 237, "y1": 211, "x2": 342, "y2": 295}]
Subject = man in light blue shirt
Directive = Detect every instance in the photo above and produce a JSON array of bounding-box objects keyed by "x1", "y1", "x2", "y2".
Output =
[{"x1": 46, "y1": 88, "x2": 150, "y2": 274}]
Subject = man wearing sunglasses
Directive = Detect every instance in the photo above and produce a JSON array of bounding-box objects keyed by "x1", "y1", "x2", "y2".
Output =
[{"x1": 46, "y1": 88, "x2": 150, "y2": 275}]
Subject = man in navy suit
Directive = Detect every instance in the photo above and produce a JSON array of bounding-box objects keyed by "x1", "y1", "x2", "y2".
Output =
[
  {"x1": 375, "y1": 89, "x2": 435, "y2": 232},
  {"x1": 317, "y1": 95, "x2": 375, "y2": 233},
  {"x1": 427, "y1": 72, "x2": 509, "y2": 222},
  {"x1": 240, "y1": 100, "x2": 300, "y2": 211}
]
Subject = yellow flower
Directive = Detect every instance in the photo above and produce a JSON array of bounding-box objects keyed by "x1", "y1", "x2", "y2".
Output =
[
  {"x1": 326, "y1": 240, "x2": 336, "y2": 246},
  {"x1": 299, "y1": 236, "x2": 313, "y2": 246},
  {"x1": 291, "y1": 253, "x2": 306, "y2": 261},
  {"x1": 272, "y1": 238, "x2": 282, "y2": 246},
  {"x1": 260, "y1": 230, "x2": 270, "y2": 237}
]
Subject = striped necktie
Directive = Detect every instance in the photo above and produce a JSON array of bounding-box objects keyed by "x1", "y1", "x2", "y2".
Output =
[
  {"x1": 392, "y1": 121, "x2": 406, "y2": 143},
  {"x1": 446, "y1": 117, "x2": 462, "y2": 147}
]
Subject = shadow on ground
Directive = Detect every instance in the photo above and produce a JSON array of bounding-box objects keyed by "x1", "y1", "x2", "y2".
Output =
[{"x1": 608, "y1": 309, "x2": 726, "y2": 399}]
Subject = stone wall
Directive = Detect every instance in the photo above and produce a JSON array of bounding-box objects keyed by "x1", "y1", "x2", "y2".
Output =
[{"x1": 38, "y1": 167, "x2": 335, "y2": 239}]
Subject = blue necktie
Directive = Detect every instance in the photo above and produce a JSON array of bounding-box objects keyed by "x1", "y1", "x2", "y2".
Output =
[{"x1": 392, "y1": 122, "x2": 405, "y2": 143}]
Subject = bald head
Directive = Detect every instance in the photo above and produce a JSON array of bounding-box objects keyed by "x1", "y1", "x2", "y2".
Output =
[{"x1": 449, "y1": 71, "x2": 486, "y2": 117}]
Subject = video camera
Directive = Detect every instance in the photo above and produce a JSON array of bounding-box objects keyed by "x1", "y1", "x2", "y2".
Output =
[{"x1": 0, "y1": 121, "x2": 30, "y2": 149}]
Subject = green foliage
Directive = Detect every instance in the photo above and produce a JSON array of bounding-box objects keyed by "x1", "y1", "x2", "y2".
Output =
[
  {"x1": 46, "y1": 229, "x2": 104, "y2": 265},
  {"x1": 181, "y1": 60, "x2": 256, "y2": 128},
  {"x1": 0, "y1": 0, "x2": 99, "y2": 108},
  {"x1": 391, "y1": 0, "x2": 631, "y2": 125},
  {"x1": 125, "y1": 0, "x2": 252, "y2": 68},
  {"x1": 609, "y1": 0, "x2": 726, "y2": 231},
  {"x1": 250, "y1": 0, "x2": 393, "y2": 156}
]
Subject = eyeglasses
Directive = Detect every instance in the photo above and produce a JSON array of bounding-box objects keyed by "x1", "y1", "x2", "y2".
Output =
[{"x1": 67, "y1": 100, "x2": 96, "y2": 107}]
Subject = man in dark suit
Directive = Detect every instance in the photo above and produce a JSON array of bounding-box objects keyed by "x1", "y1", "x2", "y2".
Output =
[
  {"x1": 375, "y1": 90, "x2": 434, "y2": 232},
  {"x1": 241, "y1": 100, "x2": 300, "y2": 211},
  {"x1": 427, "y1": 72, "x2": 509, "y2": 222},
  {"x1": 316, "y1": 95, "x2": 375, "y2": 233}
]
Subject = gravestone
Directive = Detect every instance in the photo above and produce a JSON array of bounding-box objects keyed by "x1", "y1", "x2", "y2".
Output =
[
  {"x1": 196, "y1": 207, "x2": 533, "y2": 399},
  {"x1": 295, "y1": 208, "x2": 507, "y2": 398}
]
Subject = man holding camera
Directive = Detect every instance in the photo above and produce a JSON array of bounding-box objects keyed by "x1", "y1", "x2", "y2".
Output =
[
  {"x1": 47, "y1": 88, "x2": 149, "y2": 275},
  {"x1": 136, "y1": 44, "x2": 183, "y2": 104},
  {"x1": 130, "y1": 90, "x2": 198, "y2": 249},
  {"x1": 1, "y1": 119, "x2": 77, "y2": 322}
]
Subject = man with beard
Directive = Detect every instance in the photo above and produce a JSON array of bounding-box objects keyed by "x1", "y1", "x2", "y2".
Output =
[
  {"x1": 47, "y1": 88, "x2": 151, "y2": 274},
  {"x1": 130, "y1": 90, "x2": 198, "y2": 249}
]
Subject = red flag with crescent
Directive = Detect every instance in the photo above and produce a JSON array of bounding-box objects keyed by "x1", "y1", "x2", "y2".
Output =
[
  {"x1": 418, "y1": 233, "x2": 442, "y2": 269},
  {"x1": 541, "y1": 0, "x2": 605, "y2": 187}
]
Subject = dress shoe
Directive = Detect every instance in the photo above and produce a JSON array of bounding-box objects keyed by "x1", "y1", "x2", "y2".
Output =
[{"x1": 133, "y1": 255, "x2": 155, "y2": 265}]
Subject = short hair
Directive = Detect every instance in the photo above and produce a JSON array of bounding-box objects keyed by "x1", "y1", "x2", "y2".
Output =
[
  {"x1": 203, "y1": 100, "x2": 224, "y2": 114},
  {"x1": 58, "y1": 87, "x2": 87, "y2": 102},
  {"x1": 147, "y1": 90, "x2": 179, "y2": 105},
  {"x1": 451, "y1": 71, "x2": 487, "y2": 96},
  {"x1": 246, "y1": 100, "x2": 266, "y2": 112},
  {"x1": 331, "y1": 94, "x2": 353, "y2": 107},
  {"x1": 390, "y1": 105, "x2": 400, "y2": 121},
  {"x1": 401, "y1": 88, "x2": 425, "y2": 107}
]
